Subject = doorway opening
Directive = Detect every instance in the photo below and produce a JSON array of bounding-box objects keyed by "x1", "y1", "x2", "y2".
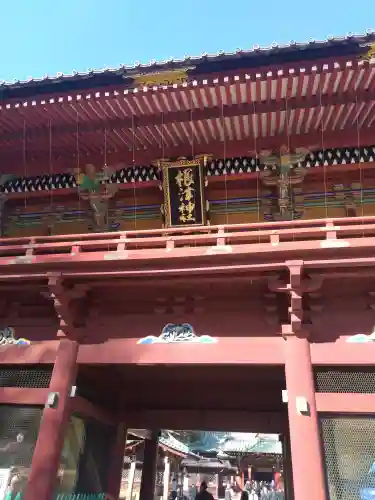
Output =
[
  {"x1": 123, "y1": 429, "x2": 287, "y2": 500},
  {"x1": 76, "y1": 363, "x2": 291, "y2": 499}
]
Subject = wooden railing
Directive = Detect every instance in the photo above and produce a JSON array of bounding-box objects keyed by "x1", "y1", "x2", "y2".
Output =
[{"x1": 1, "y1": 216, "x2": 375, "y2": 266}]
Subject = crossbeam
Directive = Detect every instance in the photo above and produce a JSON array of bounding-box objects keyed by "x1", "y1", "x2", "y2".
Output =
[{"x1": 122, "y1": 409, "x2": 287, "y2": 433}]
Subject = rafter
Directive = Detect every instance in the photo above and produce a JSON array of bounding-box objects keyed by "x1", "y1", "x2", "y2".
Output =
[{"x1": 1, "y1": 89, "x2": 374, "y2": 143}]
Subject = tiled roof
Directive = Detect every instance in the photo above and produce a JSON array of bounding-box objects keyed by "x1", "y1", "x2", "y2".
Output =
[
  {"x1": 1, "y1": 32, "x2": 374, "y2": 100},
  {"x1": 220, "y1": 434, "x2": 282, "y2": 455},
  {"x1": 159, "y1": 431, "x2": 191, "y2": 455}
]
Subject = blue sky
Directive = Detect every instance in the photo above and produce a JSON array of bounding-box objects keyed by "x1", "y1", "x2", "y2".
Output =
[{"x1": 0, "y1": 0, "x2": 374, "y2": 82}]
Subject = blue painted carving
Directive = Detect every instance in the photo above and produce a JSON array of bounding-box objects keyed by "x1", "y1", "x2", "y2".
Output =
[
  {"x1": 137, "y1": 323, "x2": 217, "y2": 344},
  {"x1": 0, "y1": 327, "x2": 30, "y2": 346},
  {"x1": 346, "y1": 327, "x2": 375, "y2": 343}
]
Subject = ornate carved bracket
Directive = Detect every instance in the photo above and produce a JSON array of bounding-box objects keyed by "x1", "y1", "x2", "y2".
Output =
[
  {"x1": 268, "y1": 261, "x2": 323, "y2": 337},
  {"x1": 47, "y1": 273, "x2": 89, "y2": 338},
  {"x1": 75, "y1": 163, "x2": 120, "y2": 231},
  {"x1": 260, "y1": 146, "x2": 309, "y2": 221}
]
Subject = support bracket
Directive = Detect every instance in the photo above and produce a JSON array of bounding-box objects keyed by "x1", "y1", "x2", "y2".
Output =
[
  {"x1": 47, "y1": 272, "x2": 89, "y2": 338},
  {"x1": 268, "y1": 260, "x2": 323, "y2": 337}
]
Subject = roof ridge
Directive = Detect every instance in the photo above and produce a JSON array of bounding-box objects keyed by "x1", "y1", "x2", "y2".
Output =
[{"x1": 1, "y1": 31, "x2": 374, "y2": 90}]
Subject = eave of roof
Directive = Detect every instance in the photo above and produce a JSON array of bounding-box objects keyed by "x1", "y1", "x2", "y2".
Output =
[
  {"x1": 124, "y1": 431, "x2": 195, "y2": 458},
  {"x1": 1, "y1": 32, "x2": 374, "y2": 101},
  {"x1": 159, "y1": 431, "x2": 191, "y2": 455}
]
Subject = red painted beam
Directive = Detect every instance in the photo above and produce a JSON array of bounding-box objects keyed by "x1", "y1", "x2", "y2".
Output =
[
  {"x1": 72, "y1": 396, "x2": 118, "y2": 425},
  {"x1": 3, "y1": 252, "x2": 375, "y2": 283},
  {"x1": 121, "y1": 409, "x2": 287, "y2": 433},
  {"x1": 315, "y1": 393, "x2": 375, "y2": 413},
  {"x1": 77, "y1": 337, "x2": 285, "y2": 365},
  {"x1": 0, "y1": 341, "x2": 58, "y2": 364},
  {"x1": 0, "y1": 387, "x2": 48, "y2": 405},
  {"x1": 2, "y1": 126, "x2": 375, "y2": 172},
  {"x1": 310, "y1": 343, "x2": 375, "y2": 365},
  {"x1": 123, "y1": 126, "x2": 375, "y2": 163},
  {"x1": 2, "y1": 181, "x2": 160, "y2": 201}
]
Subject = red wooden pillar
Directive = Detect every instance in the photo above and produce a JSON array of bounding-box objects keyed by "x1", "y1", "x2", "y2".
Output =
[
  {"x1": 139, "y1": 431, "x2": 160, "y2": 500},
  {"x1": 284, "y1": 335, "x2": 325, "y2": 500},
  {"x1": 24, "y1": 339, "x2": 79, "y2": 500},
  {"x1": 107, "y1": 423, "x2": 127, "y2": 499}
]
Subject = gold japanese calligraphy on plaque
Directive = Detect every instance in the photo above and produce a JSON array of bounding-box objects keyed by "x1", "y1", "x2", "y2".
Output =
[{"x1": 160, "y1": 160, "x2": 207, "y2": 227}]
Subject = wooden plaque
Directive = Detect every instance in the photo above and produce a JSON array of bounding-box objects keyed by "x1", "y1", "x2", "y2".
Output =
[{"x1": 161, "y1": 160, "x2": 206, "y2": 227}]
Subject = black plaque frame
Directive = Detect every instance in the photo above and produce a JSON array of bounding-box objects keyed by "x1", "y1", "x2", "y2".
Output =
[{"x1": 161, "y1": 160, "x2": 207, "y2": 228}]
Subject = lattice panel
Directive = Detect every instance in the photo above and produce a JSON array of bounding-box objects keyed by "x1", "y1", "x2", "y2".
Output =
[
  {"x1": 0, "y1": 405, "x2": 42, "y2": 468},
  {"x1": 3, "y1": 173, "x2": 77, "y2": 193},
  {"x1": 321, "y1": 417, "x2": 375, "y2": 500},
  {"x1": 199, "y1": 473, "x2": 217, "y2": 485},
  {"x1": 121, "y1": 466, "x2": 142, "y2": 482},
  {"x1": 2, "y1": 145, "x2": 375, "y2": 195},
  {"x1": 0, "y1": 367, "x2": 52, "y2": 388},
  {"x1": 314, "y1": 367, "x2": 375, "y2": 393},
  {"x1": 112, "y1": 166, "x2": 159, "y2": 183},
  {"x1": 301, "y1": 146, "x2": 375, "y2": 168},
  {"x1": 134, "y1": 469, "x2": 142, "y2": 483},
  {"x1": 155, "y1": 470, "x2": 164, "y2": 486},
  {"x1": 206, "y1": 157, "x2": 261, "y2": 175}
]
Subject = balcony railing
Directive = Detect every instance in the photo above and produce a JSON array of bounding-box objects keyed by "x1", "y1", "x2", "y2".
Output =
[{"x1": 0, "y1": 216, "x2": 375, "y2": 268}]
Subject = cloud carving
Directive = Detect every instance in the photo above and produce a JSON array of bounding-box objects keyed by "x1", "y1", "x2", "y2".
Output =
[{"x1": 137, "y1": 323, "x2": 217, "y2": 345}]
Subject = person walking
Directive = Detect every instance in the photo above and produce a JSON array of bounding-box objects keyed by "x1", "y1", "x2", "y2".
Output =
[
  {"x1": 248, "y1": 489, "x2": 259, "y2": 500},
  {"x1": 225, "y1": 483, "x2": 233, "y2": 500},
  {"x1": 196, "y1": 481, "x2": 215, "y2": 500}
]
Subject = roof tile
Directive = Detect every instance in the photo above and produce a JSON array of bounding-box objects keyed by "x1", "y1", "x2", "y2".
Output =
[{"x1": 1, "y1": 32, "x2": 374, "y2": 91}]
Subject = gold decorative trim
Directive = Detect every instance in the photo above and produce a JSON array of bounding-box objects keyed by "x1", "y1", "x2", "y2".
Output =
[{"x1": 134, "y1": 68, "x2": 194, "y2": 87}]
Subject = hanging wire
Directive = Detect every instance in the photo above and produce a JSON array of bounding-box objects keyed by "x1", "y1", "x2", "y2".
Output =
[
  {"x1": 48, "y1": 120, "x2": 53, "y2": 235},
  {"x1": 104, "y1": 126, "x2": 108, "y2": 166},
  {"x1": 76, "y1": 111, "x2": 82, "y2": 224},
  {"x1": 252, "y1": 101, "x2": 262, "y2": 245},
  {"x1": 160, "y1": 112, "x2": 165, "y2": 230},
  {"x1": 190, "y1": 104, "x2": 195, "y2": 160},
  {"x1": 189, "y1": 97, "x2": 197, "y2": 246},
  {"x1": 221, "y1": 98, "x2": 229, "y2": 225},
  {"x1": 23, "y1": 121, "x2": 27, "y2": 209},
  {"x1": 284, "y1": 97, "x2": 294, "y2": 225},
  {"x1": 354, "y1": 90, "x2": 365, "y2": 232},
  {"x1": 132, "y1": 114, "x2": 138, "y2": 231},
  {"x1": 252, "y1": 101, "x2": 261, "y2": 224},
  {"x1": 318, "y1": 76, "x2": 328, "y2": 219},
  {"x1": 103, "y1": 126, "x2": 110, "y2": 232}
]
